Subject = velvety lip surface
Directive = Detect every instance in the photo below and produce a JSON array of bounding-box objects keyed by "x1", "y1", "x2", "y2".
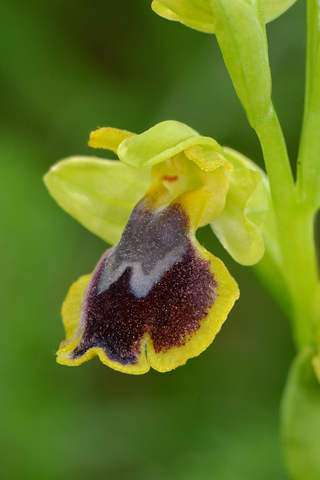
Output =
[{"x1": 71, "y1": 200, "x2": 217, "y2": 365}]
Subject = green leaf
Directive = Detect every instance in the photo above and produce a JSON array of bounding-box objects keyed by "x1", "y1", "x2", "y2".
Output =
[
  {"x1": 44, "y1": 157, "x2": 151, "y2": 245},
  {"x1": 281, "y1": 347, "x2": 320, "y2": 480}
]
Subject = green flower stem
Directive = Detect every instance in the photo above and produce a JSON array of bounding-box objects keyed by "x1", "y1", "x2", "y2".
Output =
[
  {"x1": 255, "y1": 105, "x2": 295, "y2": 210},
  {"x1": 297, "y1": 0, "x2": 320, "y2": 207},
  {"x1": 255, "y1": 106, "x2": 318, "y2": 349},
  {"x1": 283, "y1": 205, "x2": 318, "y2": 348}
]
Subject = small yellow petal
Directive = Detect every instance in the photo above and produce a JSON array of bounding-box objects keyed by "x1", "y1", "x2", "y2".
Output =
[
  {"x1": 88, "y1": 127, "x2": 135, "y2": 153},
  {"x1": 185, "y1": 144, "x2": 233, "y2": 173}
]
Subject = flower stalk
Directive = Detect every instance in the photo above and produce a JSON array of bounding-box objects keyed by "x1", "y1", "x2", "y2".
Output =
[
  {"x1": 255, "y1": 105, "x2": 318, "y2": 348},
  {"x1": 297, "y1": 0, "x2": 320, "y2": 207}
]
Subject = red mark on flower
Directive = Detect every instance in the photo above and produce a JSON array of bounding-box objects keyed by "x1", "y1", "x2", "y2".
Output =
[{"x1": 162, "y1": 175, "x2": 178, "y2": 182}]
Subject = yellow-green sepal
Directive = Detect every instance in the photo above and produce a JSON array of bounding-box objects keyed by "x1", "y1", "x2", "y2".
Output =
[
  {"x1": 151, "y1": 0, "x2": 215, "y2": 33},
  {"x1": 118, "y1": 120, "x2": 224, "y2": 169},
  {"x1": 210, "y1": 147, "x2": 269, "y2": 265},
  {"x1": 151, "y1": 0, "x2": 297, "y2": 33},
  {"x1": 221, "y1": 149, "x2": 292, "y2": 313},
  {"x1": 264, "y1": 0, "x2": 297, "y2": 22},
  {"x1": 44, "y1": 156, "x2": 151, "y2": 245}
]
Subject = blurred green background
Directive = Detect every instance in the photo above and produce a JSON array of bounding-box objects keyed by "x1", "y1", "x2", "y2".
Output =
[{"x1": 0, "y1": 1, "x2": 306, "y2": 478}]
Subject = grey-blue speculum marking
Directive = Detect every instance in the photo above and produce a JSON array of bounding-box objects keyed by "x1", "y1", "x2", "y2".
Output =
[
  {"x1": 71, "y1": 199, "x2": 217, "y2": 365},
  {"x1": 97, "y1": 200, "x2": 188, "y2": 298}
]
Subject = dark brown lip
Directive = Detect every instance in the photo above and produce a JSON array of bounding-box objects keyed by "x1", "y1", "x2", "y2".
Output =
[{"x1": 71, "y1": 201, "x2": 217, "y2": 365}]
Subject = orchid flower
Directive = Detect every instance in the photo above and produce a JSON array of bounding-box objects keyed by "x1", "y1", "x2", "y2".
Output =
[{"x1": 45, "y1": 120, "x2": 268, "y2": 373}]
